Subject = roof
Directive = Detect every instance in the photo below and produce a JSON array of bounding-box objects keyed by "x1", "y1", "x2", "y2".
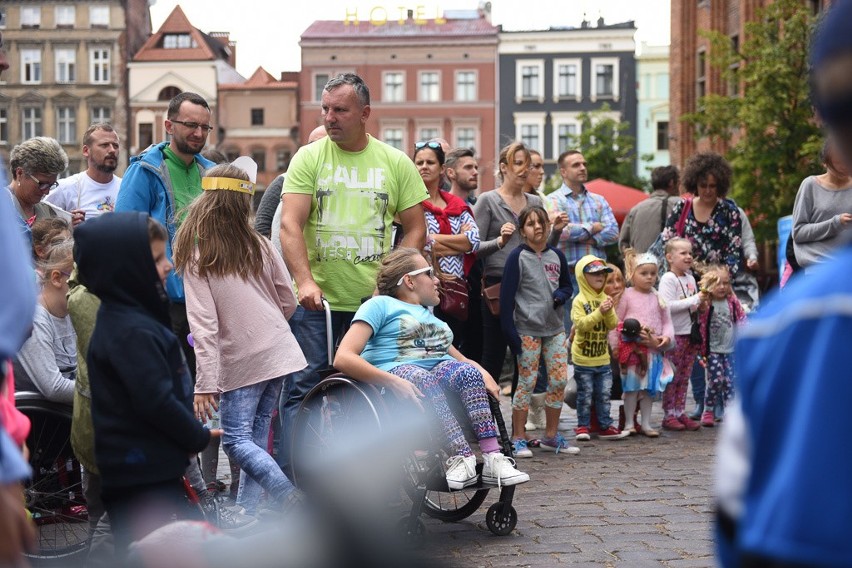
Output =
[
  {"x1": 219, "y1": 66, "x2": 296, "y2": 91},
  {"x1": 133, "y1": 5, "x2": 228, "y2": 62},
  {"x1": 301, "y1": 18, "x2": 499, "y2": 40}
]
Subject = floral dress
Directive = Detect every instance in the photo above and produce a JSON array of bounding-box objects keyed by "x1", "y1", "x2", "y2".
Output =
[{"x1": 662, "y1": 198, "x2": 743, "y2": 276}]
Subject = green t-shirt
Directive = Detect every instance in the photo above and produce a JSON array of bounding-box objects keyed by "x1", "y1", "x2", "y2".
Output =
[
  {"x1": 283, "y1": 135, "x2": 427, "y2": 312},
  {"x1": 163, "y1": 146, "x2": 203, "y2": 223}
]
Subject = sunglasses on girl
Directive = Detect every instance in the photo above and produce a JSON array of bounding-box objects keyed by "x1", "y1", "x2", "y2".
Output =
[{"x1": 397, "y1": 266, "x2": 434, "y2": 286}]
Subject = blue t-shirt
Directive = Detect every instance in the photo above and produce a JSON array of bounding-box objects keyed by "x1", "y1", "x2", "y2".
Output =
[{"x1": 354, "y1": 295, "x2": 454, "y2": 372}]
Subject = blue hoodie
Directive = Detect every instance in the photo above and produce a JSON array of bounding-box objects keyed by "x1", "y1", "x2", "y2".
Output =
[
  {"x1": 115, "y1": 142, "x2": 214, "y2": 303},
  {"x1": 74, "y1": 212, "x2": 209, "y2": 491}
]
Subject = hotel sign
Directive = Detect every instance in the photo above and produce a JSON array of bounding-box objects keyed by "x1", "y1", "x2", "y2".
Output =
[{"x1": 343, "y1": 5, "x2": 447, "y2": 26}]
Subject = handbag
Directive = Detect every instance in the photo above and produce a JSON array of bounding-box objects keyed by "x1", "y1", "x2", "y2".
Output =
[
  {"x1": 482, "y1": 280, "x2": 501, "y2": 317},
  {"x1": 437, "y1": 274, "x2": 470, "y2": 322},
  {"x1": 688, "y1": 312, "x2": 702, "y2": 345}
]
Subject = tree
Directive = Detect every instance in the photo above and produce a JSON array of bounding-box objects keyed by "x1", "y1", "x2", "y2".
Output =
[
  {"x1": 683, "y1": 0, "x2": 823, "y2": 241},
  {"x1": 575, "y1": 103, "x2": 648, "y2": 190}
]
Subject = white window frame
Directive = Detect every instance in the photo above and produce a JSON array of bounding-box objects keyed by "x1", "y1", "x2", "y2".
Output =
[
  {"x1": 591, "y1": 57, "x2": 619, "y2": 102},
  {"x1": 552, "y1": 58, "x2": 582, "y2": 102},
  {"x1": 55, "y1": 5, "x2": 76, "y2": 28},
  {"x1": 313, "y1": 72, "x2": 330, "y2": 102},
  {"x1": 56, "y1": 106, "x2": 76, "y2": 144},
  {"x1": 0, "y1": 108, "x2": 8, "y2": 144},
  {"x1": 21, "y1": 49, "x2": 42, "y2": 84},
  {"x1": 419, "y1": 71, "x2": 440, "y2": 102},
  {"x1": 382, "y1": 127, "x2": 404, "y2": 151},
  {"x1": 515, "y1": 59, "x2": 545, "y2": 103},
  {"x1": 379, "y1": 119, "x2": 406, "y2": 151},
  {"x1": 91, "y1": 105, "x2": 111, "y2": 123},
  {"x1": 454, "y1": 125, "x2": 477, "y2": 151},
  {"x1": 22, "y1": 107, "x2": 43, "y2": 139},
  {"x1": 455, "y1": 70, "x2": 477, "y2": 102},
  {"x1": 89, "y1": 5, "x2": 109, "y2": 28},
  {"x1": 551, "y1": 112, "x2": 584, "y2": 159},
  {"x1": 89, "y1": 47, "x2": 110, "y2": 84},
  {"x1": 415, "y1": 119, "x2": 441, "y2": 144},
  {"x1": 382, "y1": 71, "x2": 404, "y2": 103},
  {"x1": 55, "y1": 48, "x2": 76, "y2": 84},
  {"x1": 21, "y1": 6, "x2": 41, "y2": 28},
  {"x1": 513, "y1": 112, "x2": 546, "y2": 153}
]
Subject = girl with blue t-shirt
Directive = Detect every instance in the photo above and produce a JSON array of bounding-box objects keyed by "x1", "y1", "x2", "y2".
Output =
[{"x1": 334, "y1": 248, "x2": 529, "y2": 491}]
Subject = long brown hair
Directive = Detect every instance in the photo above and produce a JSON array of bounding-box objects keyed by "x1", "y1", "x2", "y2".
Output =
[
  {"x1": 173, "y1": 164, "x2": 266, "y2": 279},
  {"x1": 375, "y1": 248, "x2": 422, "y2": 297}
]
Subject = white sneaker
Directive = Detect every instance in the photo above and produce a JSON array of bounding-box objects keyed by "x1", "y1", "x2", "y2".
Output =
[
  {"x1": 481, "y1": 452, "x2": 530, "y2": 488},
  {"x1": 445, "y1": 454, "x2": 478, "y2": 490}
]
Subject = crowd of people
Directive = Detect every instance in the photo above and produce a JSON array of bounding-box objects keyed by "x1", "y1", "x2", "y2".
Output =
[{"x1": 4, "y1": 2, "x2": 852, "y2": 561}]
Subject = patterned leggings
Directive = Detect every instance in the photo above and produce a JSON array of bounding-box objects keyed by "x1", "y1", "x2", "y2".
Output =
[
  {"x1": 389, "y1": 360, "x2": 497, "y2": 457},
  {"x1": 514, "y1": 332, "x2": 568, "y2": 411},
  {"x1": 662, "y1": 335, "x2": 701, "y2": 418},
  {"x1": 705, "y1": 352, "x2": 734, "y2": 409}
]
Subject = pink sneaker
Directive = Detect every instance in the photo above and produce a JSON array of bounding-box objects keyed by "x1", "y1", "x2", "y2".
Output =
[
  {"x1": 701, "y1": 411, "x2": 715, "y2": 427},
  {"x1": 678, "y1": 414, "x2": 701, "y2": 431},
  {"x1": 662, "y1": 416, "x2": 686, "y2": 431}
]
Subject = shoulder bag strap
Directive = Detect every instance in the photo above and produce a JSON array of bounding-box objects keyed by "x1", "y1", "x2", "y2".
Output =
[{"x1": 659, "y1": 195, "x2": 669, "y2": 233}]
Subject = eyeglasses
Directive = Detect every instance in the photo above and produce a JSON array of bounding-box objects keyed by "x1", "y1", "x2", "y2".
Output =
[
  {"x1": 170, "y1": 119, "x2": 214, "y2": 133},
  {"x1": 415, "y1": 141, "x2": 442, "y2": 150},
  {"x1": 27, "y1": 173, "x2": 59, "y2": 192},
  {"x1": 396, "y1": 266, "x2": 434, "y2": 286}
]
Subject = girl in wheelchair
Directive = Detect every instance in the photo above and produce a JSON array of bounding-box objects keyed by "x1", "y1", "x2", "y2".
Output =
[{"x1": 334, "y1": 248, "x2": 529, "y2": 491}]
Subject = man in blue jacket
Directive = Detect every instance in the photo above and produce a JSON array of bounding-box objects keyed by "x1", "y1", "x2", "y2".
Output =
[{"x1": 115, "y1": 91, "x2": 214, "y2": 373}]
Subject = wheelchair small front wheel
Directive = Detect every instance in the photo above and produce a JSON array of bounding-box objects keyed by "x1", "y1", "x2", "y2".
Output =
[
  {"x1": 397, "y1": 514, "x2": 426, "y2": 547},
  {"x1": 485, "y1": 502, "x2": 517, "y2": 536}
]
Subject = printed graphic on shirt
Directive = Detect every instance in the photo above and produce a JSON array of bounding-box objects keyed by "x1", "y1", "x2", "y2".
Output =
[
  {"x1": 396, "y1": 314, "x2": 452, "y2": 362},
  {"x1": 576, "y1": 299, "x2": 610, "y2": 359},
  {"x1": 544, "y1": 261, "x2": 560, "y2": 285},
  {"x1": 97, "y1": 196, "x2": 115, "y2": 213}
]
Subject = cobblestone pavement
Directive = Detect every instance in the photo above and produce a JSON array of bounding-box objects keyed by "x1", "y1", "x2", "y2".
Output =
[{"x1": 417, "y1": 398, "x2": 718, "y2": 568}]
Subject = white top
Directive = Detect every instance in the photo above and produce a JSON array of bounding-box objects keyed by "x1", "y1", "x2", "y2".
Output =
[
  {"x1": 46, "y1": 171, "x2": 121, "y2": 218},
  {"x1": 658, "y1": 271, "x2": 702, "y2": 335}
]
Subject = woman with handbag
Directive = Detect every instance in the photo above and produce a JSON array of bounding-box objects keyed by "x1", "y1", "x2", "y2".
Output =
[{"x1": 414, "y1": 141, "x2": 480, "y2": 346}]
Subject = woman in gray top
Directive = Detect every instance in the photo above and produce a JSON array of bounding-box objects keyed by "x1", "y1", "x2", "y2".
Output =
[
  {"x1": 792, "y1": 138, "x2": 852, "y2": 268},
  {"x1": 472, "y1": 142, "x2": 562, "y2": 387}
]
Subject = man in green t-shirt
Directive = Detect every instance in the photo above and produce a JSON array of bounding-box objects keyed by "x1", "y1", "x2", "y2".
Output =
[{"x1": 278, "y1": 72, "x2": 427, "y2": 475}]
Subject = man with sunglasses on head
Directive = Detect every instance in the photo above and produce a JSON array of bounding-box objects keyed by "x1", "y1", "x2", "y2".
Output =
[{"x1": 277, "y1": 72, "x2": 427, "y2": 477}]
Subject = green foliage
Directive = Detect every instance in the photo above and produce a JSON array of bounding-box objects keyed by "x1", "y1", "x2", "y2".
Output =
[
  {"x1": 571, "y1": 103, "x2": 648, "y2": 190},
  {"x1": 682, "y1": 0, "x2": 823, "y2": 241}
]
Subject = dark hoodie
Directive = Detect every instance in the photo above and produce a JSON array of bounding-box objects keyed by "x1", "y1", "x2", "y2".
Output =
[{"x1": 74, "y1": 212, "x2": 209, "y2": 491}]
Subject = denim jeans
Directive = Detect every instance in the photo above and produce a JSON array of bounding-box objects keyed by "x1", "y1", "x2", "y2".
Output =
[
  {"x1": 277, "y1": 306, "x2": 354, "y2": 477},
  {"x1": 573, "y1": 364, "x2": 614, "y2": 429},
  {"x1": 221, "y1": 377, "x2": 294, "y2": 515}
]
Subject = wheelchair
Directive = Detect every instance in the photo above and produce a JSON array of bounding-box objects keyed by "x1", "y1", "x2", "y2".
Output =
[{"x1": 290, "y1": 372, "x2": 520, "y2": 541}]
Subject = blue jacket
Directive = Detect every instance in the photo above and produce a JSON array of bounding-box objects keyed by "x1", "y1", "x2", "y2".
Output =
[{"x1": 115, "y1": 142, "x2": 214, "y2": 303}]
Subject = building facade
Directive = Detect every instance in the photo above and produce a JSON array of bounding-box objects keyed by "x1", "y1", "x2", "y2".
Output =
[
  {"x1": 498, "y1": 19, "x2": 637, "y2": 185},
  {"x1": 636, "y1": 42, "x2": 670, "y2": 179},
  {"x1": 298, "y1": 7, "x2": 500, "y2": 190},
  {"x1": 0, "y1": 0, "x2": 150, "y2": 174}
]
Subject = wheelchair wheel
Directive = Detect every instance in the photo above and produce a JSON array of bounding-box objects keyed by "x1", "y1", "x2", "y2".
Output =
[
  {"x1": 485, "y1": 502, "x2": 517, "y2": 536},
  {"x1": 15, "y1": 394, "x2": 90, "y2": 561},
  {"x1": 402, "y1": 451, "x2": 489, "y2": 522},
  {"x1": 290, "y1": 376, "x2": 386, "y2": 490}
]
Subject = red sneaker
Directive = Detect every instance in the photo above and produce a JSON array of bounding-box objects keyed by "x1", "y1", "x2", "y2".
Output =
[
  {"x1": 701, "y1": 411, "x2": 715, "y2": 427},
  {"x1": 598, "y1": 426, "x2": 630, "y2": 440},
  {"x1": 678, "y1": 414, "x2": 701, "y2": 431},
  {"x1": 575, "y1": 426, "x2": 591, "y2": 441},
  {"x1": 662, "y1": 416, "x2": 686, "y2": 431}
]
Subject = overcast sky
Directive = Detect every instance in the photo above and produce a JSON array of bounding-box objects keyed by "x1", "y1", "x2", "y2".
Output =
[{"x1": 149, "y1": 0, "x2": 671, "y2": 78}]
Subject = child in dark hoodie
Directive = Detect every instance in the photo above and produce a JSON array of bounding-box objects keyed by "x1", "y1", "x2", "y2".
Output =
[{"x1": 74, "y1": 212, "x2": 215, "y2": 559}]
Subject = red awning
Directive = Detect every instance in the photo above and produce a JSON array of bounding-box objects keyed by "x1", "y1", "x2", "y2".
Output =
[{"x1": 584, "y1": 178, "x2": 649, "y2": 226}]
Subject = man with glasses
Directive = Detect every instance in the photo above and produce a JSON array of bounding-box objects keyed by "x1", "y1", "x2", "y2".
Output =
[{"x1": 277, "y1": 73, "x2": 427, "y2": 477}]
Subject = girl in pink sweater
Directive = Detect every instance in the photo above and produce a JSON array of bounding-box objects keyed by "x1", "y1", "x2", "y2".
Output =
[
  {"x1": 611, "y1": 250, "x2": 674, "y2": 437},
  {"x1": 174, "y1": 163, "x2": 307, "y2": 519}
]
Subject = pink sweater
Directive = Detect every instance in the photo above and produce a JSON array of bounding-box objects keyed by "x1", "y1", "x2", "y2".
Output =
[
  {"x1": 610, "y1": 288, "x2": 675, "y2": 352},
  {"x1": 185, "y1": 239, "x2": 307, "y2": 394}
]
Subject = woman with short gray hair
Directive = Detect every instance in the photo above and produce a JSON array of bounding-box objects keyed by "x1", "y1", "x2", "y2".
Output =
[{"x1": 7, "y1": 136, "x2": 75, "y2": 240}]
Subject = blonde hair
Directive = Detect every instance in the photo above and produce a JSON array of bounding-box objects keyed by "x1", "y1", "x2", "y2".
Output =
[
  {"x1": 37, "y1": 238, "x2": 74, "y2": 286},
  {"x1": 622, "y1": 248, "x2": 665, "y2": 307},
  {"x1": 31, "y1": 217, "x2": 71, "y2": 260},
  {"x1": 375, "y1": 248, "x2": 422, "y2": 297},
  {"x1": 173, "y1": 164, "x2": 266, "y2": 280},
  {"x1": 664, "y1": 237, "x2": 691, "y2": 256},
  {"x1": 699, "y1": 265, "x2": 730, "y2": 294},
  {"x1": 496, "y1": 141, "x2": 531, "y2": 183}
]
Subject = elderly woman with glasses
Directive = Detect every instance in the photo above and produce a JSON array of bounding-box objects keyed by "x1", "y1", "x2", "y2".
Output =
[
  {"x1": 7, "y1": 137, "x2": 78, "y2": 239},
  {"x1": 334, "y1": 247, "x2": 530, "y2": 490}
]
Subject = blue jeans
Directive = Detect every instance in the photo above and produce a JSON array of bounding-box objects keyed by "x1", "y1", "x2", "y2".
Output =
[
  {"x1": 574, "y1": 364, "x2": 614, "y2": 429},
  {"x1": 277, "y1": 306, "x2": 354, "y2": 477},
  {"x1": 221, "y1": 377, "x2": 294, "y2": 515}
]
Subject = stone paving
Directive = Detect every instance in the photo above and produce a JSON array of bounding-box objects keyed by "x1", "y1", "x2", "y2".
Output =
[{"x1": 417, "y1": 399, "x2": 718, "y2": 568}]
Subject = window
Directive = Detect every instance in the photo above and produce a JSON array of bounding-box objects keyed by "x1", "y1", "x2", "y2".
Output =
[
  {"x1": 657, "y1": 121, "x2": 670, "y2": 151},
  {"x1": 163, "y1": 34, "x2": 194, "y2": 49},
  {"x1": 275, "y1": 149, "x2": 291, "y2": 171},
  {"x1": 383, "y1": 72, "x2": 404, "y2": 102},
  {"x1": 90, "y1": 48, "x2": 110, "y2": 84},
  {"x1": 21, "y1": 7, "x2": 41, "y2": 29},
  {"x1": 554, "y1": 59, "x2": 581, "y2": 100},
  {"x1": 557, "y1": 124, "x2": 578, "y2": 153},
  {"x1": 520, "y1": 124, "x2": 540, "y2": 150},
  {"x1": 22, "y1": 107, "x2": 43, "y2": 139},
  {"x1": 158, "y1": 86, "x2": 181, "y2": 101},
  {"x1": 418, "y1": 128, "x2": 439, "y2": 142},
  {"x1": 419, "y1": 72, "x2": 439, "y2": 102},
  {"x1": 515, "y1": 60, "x2": 544, "y2": 102},
  {"x1": 728, "y1": 35, "x2": 740, "y2": 97},
  {"x1": 55, "y1": 49, "x2": 76, "y2": 83},
  {"x1": 521, "y1": 65, "x2": 540, "y2": 98},
  {"x1": 0, "y1": 7, "x2": 6, "y2": 29},
  {"x1": 89, "y1": 6, "x2": 110, "y2": 28},
  {"x1": 138, "y1": 123, "x2": 153, "y2": 150},
  {"x1": 21, "y1": 49, "x2": 42, "y2": 84},
  {"x1": 595, "y1": 64, "x2": 614, "y2": 97},
  {"x1": 383, "y1": 128, "x2": 403, "y2": 151},
  {"x1": 314, "y1": 73, "x2": 329, "y2": 102},
  {"x1": 0, "y1": 108, "x2": 7, "y2": 144},
  {"x1": 455, "y1": 127, "x2": 475, "y2": 150},
  {"x1": 56, "y1": 106, "x2": 76, "y2": 144},
  {"x1": 251, "y1": 108, "x2": 264, "y2": 126},
  {"x1": 591, "y1": 57, "x2": 619, "y2": 101},
  {"x1": 455, "y1": 71, "x2": 476, "y2": 102},
  {"x1": 91, "y1": 106, "x2": 111, "y2": 123},
  {"x1": 552, "y1": 113, "x2": 583, "y2": 158},
  {"x1": 251, "y1": 149, "x2": 266, "y2": 172},
  {"x1": 55, "y1": 6, "x2": 75, "y2": 28}
]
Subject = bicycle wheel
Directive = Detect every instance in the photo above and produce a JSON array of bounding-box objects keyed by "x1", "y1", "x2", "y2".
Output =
[{"x1": 16, "y1": 395, "x2": 90, "y2": 561}]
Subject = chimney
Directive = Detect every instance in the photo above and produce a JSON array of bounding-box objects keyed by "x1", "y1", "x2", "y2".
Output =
[{"x1": 597, "y1": 16, "x2": 605, "y2": 27}]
